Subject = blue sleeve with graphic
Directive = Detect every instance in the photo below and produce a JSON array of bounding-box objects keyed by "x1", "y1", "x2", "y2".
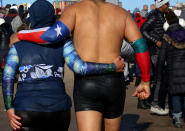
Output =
[
  {"x1": 2, "y1": 45, "x2": 19, "y2": 110},
  {"x1": 63, "y1": 41, "x2": 116, "y2": 75}
]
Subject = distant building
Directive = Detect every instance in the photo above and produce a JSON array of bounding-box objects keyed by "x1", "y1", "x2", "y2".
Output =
[{"x1": 53, "y1": 0, "x2": 79, "y2": 11}]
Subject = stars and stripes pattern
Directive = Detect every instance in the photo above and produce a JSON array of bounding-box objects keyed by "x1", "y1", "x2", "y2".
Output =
[{"x1": 18, "y1": 21, "x2": 70, "y2": 44}]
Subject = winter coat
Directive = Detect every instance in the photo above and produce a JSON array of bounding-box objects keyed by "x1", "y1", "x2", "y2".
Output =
[
  {"x1": 141, "y1": 9, "x2": 166, "y2": 58},
  {"x1": 157, "y1": 24, "x2": 185, "y2": 95}
]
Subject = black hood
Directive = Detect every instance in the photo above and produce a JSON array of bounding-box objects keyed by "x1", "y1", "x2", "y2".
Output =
[{"x1": 29, "y1": 0, "x2": 55, "y2": 29}]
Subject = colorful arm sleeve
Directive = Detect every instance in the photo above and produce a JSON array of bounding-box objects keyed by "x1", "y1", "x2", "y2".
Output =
[
  {"x1": 132, "y1": 38, "x2": 150, "y2": 82},
  {"x1": 63, "y1": 41, "x2": 116, "y2": 75},
  {"x1": 2, "y1": 45, "x2": 19, "y2": 110},
  {"x1": 18, "y1": 21, "x2": 70, "y2": 44}
]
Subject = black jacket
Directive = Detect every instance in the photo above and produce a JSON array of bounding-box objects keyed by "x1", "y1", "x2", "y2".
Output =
[
  {"x1": 141, "y1": 9, "x2": 166, "y2": 56},
  {"x1": 157, "y1": 24, "x2": 185, "y2": 95},
  {"x1": 0, "y1": 23, "x2": 10, "y2": 66}
]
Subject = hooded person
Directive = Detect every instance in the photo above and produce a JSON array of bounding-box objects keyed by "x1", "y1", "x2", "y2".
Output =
[
  {"x1": 2, "y1": 1, "x2": 72, "y2": 130},
  {"x1": 157, "y1": 10, "x2": 185, "y2": 128},
  {"x1": 2, "y1": 0, "x2": 124, "y2": 130}
]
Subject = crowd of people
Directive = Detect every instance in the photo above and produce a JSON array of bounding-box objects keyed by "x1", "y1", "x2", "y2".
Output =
[
  {"x1": 0, "y1": 0, "x2": 185, "y2": 130},
  {"x1": 126, "y1": 0, "x2": 185, "y2": 129}
]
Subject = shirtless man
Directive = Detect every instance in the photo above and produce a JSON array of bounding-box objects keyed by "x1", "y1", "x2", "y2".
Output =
[{"x1": 10, "y1": 0, "x2": 151, "y2": 130}]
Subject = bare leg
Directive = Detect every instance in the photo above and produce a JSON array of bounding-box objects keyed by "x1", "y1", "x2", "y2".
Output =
[
  {"x1": 104, "y1": 116, "x2": 121, "y2": 131},
  {"x1": 76, "y1": 111, "x2": 103, "y2": 131}
]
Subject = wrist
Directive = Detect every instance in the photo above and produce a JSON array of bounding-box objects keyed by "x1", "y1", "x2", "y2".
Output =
[{"x1": 141, "y1": 80, "x2": 150, "y2": 85}]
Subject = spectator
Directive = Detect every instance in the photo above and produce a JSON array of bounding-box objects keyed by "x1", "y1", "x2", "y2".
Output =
[
  {"x1": 150, "y1": 4, "x2": 156, "y2": 11},
  {"x1": 140, "y1": 0, "x2": 170, "y2": 115},
  {"x1": 4, "y1": 8, "x2": 23, "y2": 35},
  {"x1": 157, "y1": 10, "x2": 185, "y2": 128},
  {"x1": 18, "y1": 5, "x2": 25, "y2": 20},
  {"x1": 0, "y1": 18, "x2": 9, "y2": 86},
  {"x1": 140, "y1": 4, "x2": 149, "y2": 18},
  {"x1": 132, "y1": 8, "x2": 140, "y2": 20},
  {"x1": 4, "y1": 9, "x2": 19, "y2": 36}
]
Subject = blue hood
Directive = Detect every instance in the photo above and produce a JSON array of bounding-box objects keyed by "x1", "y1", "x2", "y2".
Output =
[{"x1": 29, "y1": 0, "x2": 55, "y2": 29}]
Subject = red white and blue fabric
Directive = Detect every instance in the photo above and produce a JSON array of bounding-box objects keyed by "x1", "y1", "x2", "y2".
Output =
[{"x1": 18, "y1": 21, "x2": 70, "y2": 43}]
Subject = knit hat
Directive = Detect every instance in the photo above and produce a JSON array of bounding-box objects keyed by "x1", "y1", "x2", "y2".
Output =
[
  {"x1": 29, "y1": 0, "x2": 55, "y2": 29},
  {"x1": 155, "y1": 0, "x2": 170, "y2": 8},
  {"x1": 10, "y1": 5, "x2": 18, "y2": 11}
]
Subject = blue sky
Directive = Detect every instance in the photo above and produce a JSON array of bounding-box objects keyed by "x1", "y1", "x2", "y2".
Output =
[{"x1": 2, "y1": 0, "x2": 184, "y2": 12}]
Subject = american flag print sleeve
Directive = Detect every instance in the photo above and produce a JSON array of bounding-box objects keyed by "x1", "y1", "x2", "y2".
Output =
[
  {"x1": 18, "y1": 21, "x2": 70, "y2": 44},
  {"x1": 2, "y1": 45, "x2": 19, "y2": 110}
]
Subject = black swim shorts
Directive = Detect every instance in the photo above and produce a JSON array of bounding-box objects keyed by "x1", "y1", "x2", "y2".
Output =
[{"x1": 74, "y1": 73, "x2": 126, "y2": 119}]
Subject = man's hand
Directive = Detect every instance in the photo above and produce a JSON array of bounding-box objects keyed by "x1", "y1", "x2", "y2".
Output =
[
  {"x1": 113, "y1": 56, "x2": 124, "y2": 72},
  {"x1": 156, "y1": 41, "x2": 162, "y2": 48},
  {"x1": 132, "y1": 81, "x2": 150, "y2": 100},
  {"x1": 7, "y1": 108, "x2": 22, "y2": 130},
  {"x1": 9, "y1": 33, "x2": 19, "y2": 48}
]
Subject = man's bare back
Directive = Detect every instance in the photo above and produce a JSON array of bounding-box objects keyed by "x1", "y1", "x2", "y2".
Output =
[
  {"x1": 10, "y1": 0, "x2": 150, "y2": 103},
  {"x1": 60, "y1": 0, "x2": 142, "y2": 63}
]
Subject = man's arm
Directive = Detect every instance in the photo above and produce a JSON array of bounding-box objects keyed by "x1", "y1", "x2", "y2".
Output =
[
  {"x1": 63, "y1": 41, "x2": 124, "y2": 74},
  {"x1": 17, "y1": 5, "x2": 76, "y2": 44},
  {"x1": 124, "y1": 13, "x2": 151, "y2": 99},
  {"x1": 125, "y1": 13, "x2": 150, "y2": 82}
]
